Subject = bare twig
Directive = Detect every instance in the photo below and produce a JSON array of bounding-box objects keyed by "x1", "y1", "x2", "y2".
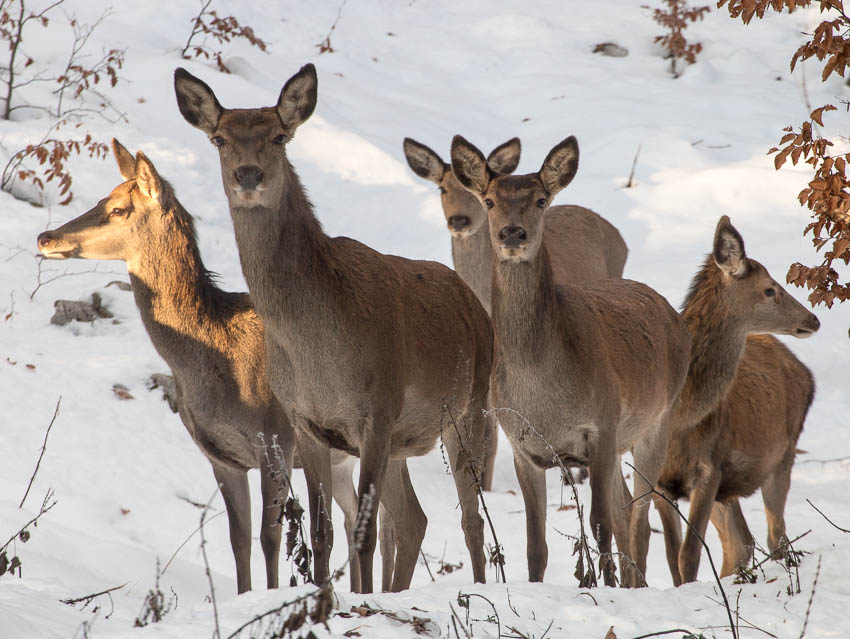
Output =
[
  {"x1": 19, "y1": 395, "x2": 61, "y2": 508},
  {"x1": 61, "y1": 582, "x2": 126, "y2": 614},
  {"x1": 316, "y1": 0, "x2": 348, "y2": 53},
  {"x1": 625, "y1": 144, "x2": 641, "y2": 188},
  {"x1": 419, "y1": 548, "x2": 436, "y2": 582},
  {"x1": 797, "y1": 555, "x2": 821, "y2": 639},
  {"x1": 458, "y1": 591, "x2": 501, "y2": 639},
  {"x1": 2, "y1": 489, "x2": 57, "y2": 553},
  {"x1": 180, "y1": 0, "x2": 213, "y2": 58},
  {"x1": 630, "y1": 631, "x2": 700, "y2": 639},
  {"x1": 160, "y1": 511, "x2": 225, "y2": 575},
  {"x1": 199, "y1": 487, "x2": 221, "y2": 639},
  {"x1": 806, "y1": 499, "x2": 850, "y2": 534}
]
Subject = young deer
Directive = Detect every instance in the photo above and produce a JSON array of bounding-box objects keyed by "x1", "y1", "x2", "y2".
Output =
[
  {"x1": 35, "y1": 141, "x2": 383, "y2": 594},
  {"x1": 403, "y1": 137, "x2": 627, "y2": 315},
  {"x1": 653, "y1": 217, "x2": 819, "y2": 584},
  {"x1": 174, "y1": 65, "x2": 493, "y2": 593},
  {"x1": 450, "y1": 134, "x2": 692, "y2": 587}
]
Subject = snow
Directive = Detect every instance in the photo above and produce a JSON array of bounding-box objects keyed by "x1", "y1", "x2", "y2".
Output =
[{"x1": 1, "y1": 1, "x2": 849, "y2": 637}]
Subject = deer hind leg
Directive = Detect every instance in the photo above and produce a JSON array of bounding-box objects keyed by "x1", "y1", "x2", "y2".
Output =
[
  {"x1": 443, "y1": 409, "x2": 487, "y2": 583},
  {"x1": 378, "y1": 459, "x2": 426, "y2": 592},
  {"x1": 379, "y1": 503, "x2": 396, "y2": 592},
  {"x1": 259, "y1": 461, "x2": 284, "y2": 589},
  {"x1": 762, "y1": 456, "x2": 794, "y2": 560},
  {"x1": 678, "y1": 469, "x2": 722, "y2": 583},
  {"x1": 330, "y1": 455, "x2": 361, "y2": 593},
  {"x1": 513, "y1": 452, "x2": 547, "y2": 581},
  {"x1": 610, "y1": 462, "x2": 634, "y2": 586},
  {"x1": 294, "y1": 422, "x2": 334, "y2": 586},
  {"x1": 480, "y1": 410, "x2": 499, "y2": 492},
  {"x1": 212, "y1": 462, "x2": 253, "y2": 593},
  {"x1": 654, "y1": 492, "x2": 683, "y2": 586},
  {"x1": 588, "y1": 430, "x2": 618, "y2": 587},
  {"x1": 710, "y1": 499, "x2": 754, "y2": 579}
]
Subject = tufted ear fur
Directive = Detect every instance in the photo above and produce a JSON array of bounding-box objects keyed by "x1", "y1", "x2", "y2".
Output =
[
  {"x1": 539, "y1": 136, "x2": 579, "y2": 196},
  {"x1": 174, "y1": 67, "x2": 223, "y2": 135},
  {"x1": 134, "y1": 152, "x2": 163, "y2": 203},
  {"x1": 487, "y1": 137, "x2": 521, "y2": 175},
  {"x1": 277, "y1": 63, "x2": 318, "y2": 132},
  {"x1": 450, "y1": 135, "x2": 491, "y2": 195},
  {"x1": 402, "y1": 137, "x2": 446, "y2": 184},
  {"x1": 713, "y1": 215, "x2": 749, "y2": 278},
  {"x1": 112, "y1": 138, "x2": 136, "y2": 181}
]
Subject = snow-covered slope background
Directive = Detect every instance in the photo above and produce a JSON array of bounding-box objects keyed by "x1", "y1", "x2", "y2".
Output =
[{"x1": 2, "y1": 1, "x2": 849, "y2": 637}]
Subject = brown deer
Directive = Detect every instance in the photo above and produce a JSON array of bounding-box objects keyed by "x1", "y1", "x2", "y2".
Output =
[
  {"x1": 652, "y1": 217, "x2": 819, "y2": 584},
  {"x1": 450, "y1": 134, "x2": 692, "y2": 587},
  {"x1": 403, "y1": 137, "x2": 628, "y2": 489},
  {"x1": 35, "y1": 140, "x2": 391, "y2": 594},
  {"x1": 174, "y1": 64, "x2": 493, "y2": 593}
]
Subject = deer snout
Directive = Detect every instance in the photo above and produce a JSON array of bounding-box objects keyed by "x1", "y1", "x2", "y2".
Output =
[
  {"x1": 498, "y1": 225, "x2": 527, "y2": 247},
  {"x1": 36, "y1": 230, "x2": 75, "y2": 258},
  {"x1": 37, "y1": 231, "x2": 56, "y2": 250},
  {"x1": 234, "y1": 165, "x2": 264, "y2": 191},
  {"x1": 794, "y1": 313, "x2": 820, "y2": 338},
  {"x1": 448, "y1": 215, "x2": 471, "y2": 232}
]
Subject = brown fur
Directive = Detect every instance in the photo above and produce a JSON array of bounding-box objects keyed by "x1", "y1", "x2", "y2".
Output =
[
  {"x1": 36, "y1": 142, "x2": 382, "y2": 594},
  {"x1": 451, "y1": 134, "x2": 692, "y2": 587},
  {"x1": 654, "y1": 220, "x2": 820, "y2": 585},
  {"x1": 175, "y1": 65, "x2": 493, "y2": 593}
]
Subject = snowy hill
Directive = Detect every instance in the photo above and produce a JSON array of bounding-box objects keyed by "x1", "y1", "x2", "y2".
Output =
[{"x1": 1, "y1": 1, "x2": 849, "y2": 637}]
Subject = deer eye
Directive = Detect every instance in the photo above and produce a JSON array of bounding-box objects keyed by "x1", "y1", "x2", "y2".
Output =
[
  {"x1": 537, "y1": 198, "x2": 547, "y2": 208},
  {"x1": 765, "y1": 288, "x2": 775, "y2": 297},
  {"x1": 272, "y1": 134, "x2": 286, "y2": 145},
  {"x1": 110, "y1": 207, "x2": 127, "y2": 217},
  {"x1": 211, "y1": 135, "x2": 226, "y2": 148},
  {"x1": 483, "y1": 198, "x2": 495, "y2": 209},
  {"x1": 438, "y1": 187, "x2": 447, "y2": 194}
]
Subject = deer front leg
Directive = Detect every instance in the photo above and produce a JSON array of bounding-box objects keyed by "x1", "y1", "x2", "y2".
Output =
[
  {"x1": 378, "y1": 503, "x2": 396, "y2": 592},
  {"x1": 710, "y1": 499, "x2": 754, "y2": 579},
  {"x1": 480, "y1": 410, "x2": 499, "y2": 492},
  {"x1": 679, "y1": 469, "x2": 722, "y2": 583},
  {"x1": 654, "y1": 492, "x2": 683, "y2": 586},
  {"x1": 513, "y1": 452, "x2": 547, "y2": 582},
  {"x1": 761, "y1": 455, "x2": 794, "y2": 559},
  {"x1": 294, "y1": 422, "x2": 334, "y2": 586},
  {"x1": 259, "y1": 461, "x2": 284, "y2": 589},
  {"x1": 588, "y1": 432, "x2": 618, "y2": 587},
  {"x1": 211, "y1": 462, "x2": 252, "y2": 594},
  {"x1": 330, "y1": 455, "x2": 361, "y2": 593},
  {"x1": 379, "y1": 459, "x2": 426, "y2": 591}
]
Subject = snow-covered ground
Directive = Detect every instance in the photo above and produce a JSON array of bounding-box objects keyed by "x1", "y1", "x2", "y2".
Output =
[{"x1": 2, "y1": 1, "x2": 849, "y2": 637}]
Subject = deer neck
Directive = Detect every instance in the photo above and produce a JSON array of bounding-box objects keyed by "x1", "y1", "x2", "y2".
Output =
[
  {"x1": 451, "y1": 225, "x2": 493, "y2": 314},
  {"x1": 127, "y1": 211, "x2": 227, "y2": 369},
  {"x1": 672, "y1": 260, "x2": 749, "y2": 428},
  {"x1": 491, "y1": 243, "x2": 566, "y2": 360}
]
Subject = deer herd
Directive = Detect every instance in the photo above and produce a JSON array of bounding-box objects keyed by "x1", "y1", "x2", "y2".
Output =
[{"x1": 35, "y1": 63, "x2": 821, "y2": 596}]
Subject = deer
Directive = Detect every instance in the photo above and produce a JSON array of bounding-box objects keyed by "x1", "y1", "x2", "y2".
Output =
[
  {"x1": 35, "y1": 140, "x2": 394, "y2": 594},
  {"x1": 403, "y1": 137, "x2": 629, "y2": 488},
  {"x1": 450, "y1": 134, "x2": 692, "y2": 587},
  {"x1": 174, "y1": 64, "x2": 493, "y2": 594},
  {"x1": 650, "y1": 216, "x2": 819, "y2": 585}
]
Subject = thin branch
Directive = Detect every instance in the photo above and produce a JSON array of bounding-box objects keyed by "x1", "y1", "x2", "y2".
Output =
[
  {"x1": 1, "y1": 488, "x2": 57, "y2": 554},
  {"x1": 419, "y1": 548, "x2": 436, "y2": 582},
  {"x1": 797, "y1": 555, "x2": 821, "y2": 639},
  {"x1": 181, "y1": 0, "x2": 214, "y2": 59},
  {"x1": 19, "y1": 396, "x2": 61, "y2": 508},
  {"x1": 160, "y1": 511, "x2": 225, "y2": 575},
  {"x1": 199, "y1": 486, "x2": 221, "y2": 639},
  {"x1": 807, "y1": 499, "x2": 850, "y2": 533},
  {"x1": 630, "y1": 631, "x2": 700, "y2": 639},
  {"x1": 624, "y1": 144, "x2": 641, "y2": 188},
  {"x1": 61, "y1": 583, "x2": 126, "y2": 606}
]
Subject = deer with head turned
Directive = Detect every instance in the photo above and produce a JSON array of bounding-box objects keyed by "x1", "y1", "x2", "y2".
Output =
[
  {"x1": 174, "y1": 64, "x2": 493, "y2": 593},
  {"x1": 35, "y1": 140, "x2": 396, "y2": 594},
  {"x1": 450, "y1": 134, "x2": 692, "y2": 587},
  {"x1": 651, "y1": 216, "x2": 819, "y2": 584}
]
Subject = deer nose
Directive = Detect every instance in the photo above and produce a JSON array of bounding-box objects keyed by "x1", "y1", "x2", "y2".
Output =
[
  {"x1": 448, "y1": 215, "x2": 471, "y2": 231},
  {"x1": 498, "y1": 225, "x2": 527, "y2": 246},
  {"x1": 235, "y1": 165, "x2": 264, "y2": 190},
  {"x1": 37, "y1": 231, "x2": 56, "y2": 249}
]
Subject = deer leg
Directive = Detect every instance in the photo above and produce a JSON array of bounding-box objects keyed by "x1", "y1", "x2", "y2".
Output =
[
  {"x1": 513, "y1": 452, "x2": 547, "y2": 582},
  {"x1": 480, "y1": 410, "x2": 499, "y2": 492},
  {"x1": 654, "y1": 492, "x2": 683, "y2": 586},
  {"x1": 378, "y1": 459, "x2": 426, "y2": 592},
  {"x1": 294, "y1": 423, "x2": 334, "y2": 586},
  {"x1": 443, "y1": 410, "x2": 487, "y2": 583},
  {"x1": 354, "y1": 415, "x2": 392, "y2": 594},
  {"x1": 330, "y1": 455, "x2": 361, "y2": 593},
  {"x1": 761, "y1": 457, "x2": 794, "y2": 559},
  {"x1": 710, "y1": 499, "x2": 753, "y2": 578},
  {"x1": 379, "y1": 503, "x2": 396, "y2": 592},
  {"x1": 678, "y1": 470, "x2": 722, "y2": 583},
  {"x1": 627, "y1": 426, "x2": 668, "y2": 588},
  {"x1": 211, "y1": 463, "x2": 252, "y2": 594},
  {"x1": 610, "y1": 462, "x2": 635, "y2": 587},
  {"x1": 588, "y1": 432, "x2": 618, "y2": 587},
  {"x1": 259, "y1": 462, "x2": 284, "y2": 589}
]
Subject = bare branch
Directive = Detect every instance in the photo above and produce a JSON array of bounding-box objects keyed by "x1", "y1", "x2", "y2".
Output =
[{"x1": 19, "y1": 395, "x2": 61, "y2": 508}]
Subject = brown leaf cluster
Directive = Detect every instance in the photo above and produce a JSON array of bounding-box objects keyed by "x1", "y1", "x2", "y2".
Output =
[
  {"x1": 717, "y1": 0, "x2": 843, "y2": 25},
  {"x1": 645, "y1": 0, "x2": 711, "y2": 75},
  {"x1": 182, "y1": 7, "x2": 267, "y2": 74}
]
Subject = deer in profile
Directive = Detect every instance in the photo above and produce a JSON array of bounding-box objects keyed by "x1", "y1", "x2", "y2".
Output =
[
  {"x1": 403, "y1": 137, "x2": 628, "y2": 488},
  {"x1": 450, "y1": 134, "x2": 692, "y2": 587},
  {"x1": 174, "y1": 64, "x2": 493, "y2": 593},
  {"x1": 652, "y1": 216, "x2": 819, "y2": 584},
  {"x1": 35, "y1": 140, "x2": 391, "y2": 594}
]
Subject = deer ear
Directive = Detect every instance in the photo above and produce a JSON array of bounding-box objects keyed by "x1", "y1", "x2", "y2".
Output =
[
  {"x1": 487, "y1": 137, "x2": 521, "y2": 175},
  {"x1": 713, "y1": 215, "x2": 749, "y2": 277},
  {"x1": 174, "y1": 67, "x2": 222, "y2": 135},
  {"x1": 134, "y1": 152, "x2": 162, "y2": 203},
  {"x1": 403, "y1": 138, "x2": 446, "y2": 184},
  {"x1": 539, "y1": 136, "x2": 579, "y2": 196},
  {"x1": 112, "y1": 138, "x2": 136, "y2": 181},
  {"x1": 450, "y1": 135, "x2": 491, "y2": 195},
  {"x1": 277, "y1": 63, "x2": 317, "y2": 133}
]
